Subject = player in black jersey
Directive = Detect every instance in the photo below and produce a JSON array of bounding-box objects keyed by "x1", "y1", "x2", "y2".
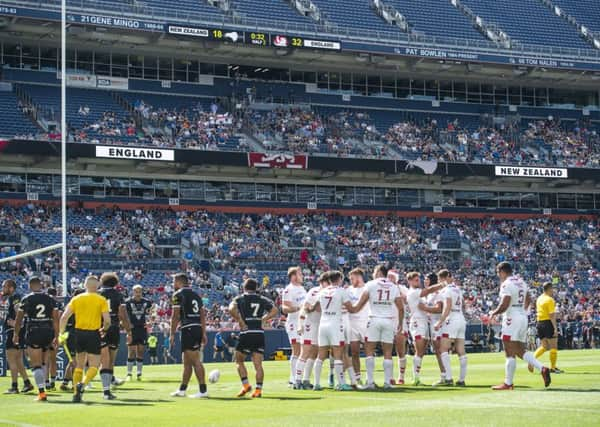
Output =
[
  {"x1": 13, "y1": 277, "x2": 59, "y2": 402},
  {"x1": 229, "y1": 278, "x2": 278, "y2": 398},
  {"x1": 60, "y1": 287, "x2": 85, "y2": 391},
  {"x1": 169, "y1": 272, "x2": 208, "y2": 399},
  {"x1": 2, "y1": 279, "x2": 33, "y2": 394},
  {"x1": 45, "y1": 287, "x2": 61, "y2": 390},
  {"x1": 98, "y1": 273, "x2": 131, "y2": 399},
  {"x1": 125, "y1": 284, "x2": 153, "y2": 381}
]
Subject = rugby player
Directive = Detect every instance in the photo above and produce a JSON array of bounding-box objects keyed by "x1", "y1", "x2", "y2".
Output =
[
  {"x1": 125, "y1": 284, "x2": 153, "y2": 381},
  {"x1": 282, "y1": 266, "x2": 307, "y2": 386}
]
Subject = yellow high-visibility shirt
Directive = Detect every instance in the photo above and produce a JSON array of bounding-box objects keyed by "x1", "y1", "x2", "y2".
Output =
[
  {"x1": 68, "y1": 292, "x2": 109, "y2": 330},
  {"x1": 536, "y1": 294, "x2": 556, "y2": 321}
]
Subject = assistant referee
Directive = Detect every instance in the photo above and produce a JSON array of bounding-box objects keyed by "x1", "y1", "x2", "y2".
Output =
[
  {"x1": 534, "y1": 282, "x2": 562, "y2": 374},
  {"x1": 59, "y1": 275, "x2": 111, "y2": 403}
]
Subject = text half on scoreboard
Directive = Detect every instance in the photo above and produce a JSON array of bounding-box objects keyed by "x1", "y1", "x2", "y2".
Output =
[{"x1": 166, "y1": 24, "x2": 341, "y2": 51}]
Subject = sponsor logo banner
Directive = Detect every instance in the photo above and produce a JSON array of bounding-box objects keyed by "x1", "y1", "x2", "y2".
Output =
[
  {"x1": 96, "y1": 76, "x2": 129, "y2": 90},
  {"x1": 494, "y1": 166, "x2": 568, "y2": 179},
  {"x1": 65, "y1": 73, "x2": 96, "y2": 88},
  {"x1": 96, "y1": 146, "x2": 174, "y2": 161},
  {"x1": 303, "y1": 39, "x2": 341, "y2": 50},
  {"x1": 248, "y1": 152, "x2": 307, "y2": 169},
  {"x1": 167, "y1": 25, "x2": 209, "y2": 37}
]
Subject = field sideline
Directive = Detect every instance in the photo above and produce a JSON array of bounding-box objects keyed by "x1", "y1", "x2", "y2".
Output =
[{"x1": 0, "y1": 350, "x2": 598, "y2": 427}]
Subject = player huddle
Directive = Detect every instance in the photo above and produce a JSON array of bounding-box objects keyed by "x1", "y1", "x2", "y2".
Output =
[{"x1": 282, "y1": 262, "x2": 552, "y2": 392}]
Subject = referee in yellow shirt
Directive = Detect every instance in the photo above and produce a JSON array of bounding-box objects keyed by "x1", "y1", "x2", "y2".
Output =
[
  {"x1": 534, "y1": 282, "x2": 563, "y2": 373},
  {"x1": 59, "y1": 276, "x2": 111, "y2": 403}
]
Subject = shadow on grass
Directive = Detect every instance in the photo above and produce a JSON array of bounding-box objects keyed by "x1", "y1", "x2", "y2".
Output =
[
  {"x1": 47, "y1": 401, "x2": 155, "y2": 406},
  {"x1": 537, "y1": 388, "x2": 600, "y2": 393},
  {"x1": 206, "y1": 396, "x2": 322, "y2": 401}
]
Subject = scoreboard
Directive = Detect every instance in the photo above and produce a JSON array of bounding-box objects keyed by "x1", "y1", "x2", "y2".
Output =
[{"x1": 167, "y1": 24, "x2": 341, "y2": 51}]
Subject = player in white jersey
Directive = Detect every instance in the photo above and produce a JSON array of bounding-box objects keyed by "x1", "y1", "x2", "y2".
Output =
[
  {"x1": 423, "y1": 273, "x2": 446, "y2": 383},
  {"x1": 350, "y1": 265, "x2": 404, "y2": 390},
  {"x1": 433, "y1": 269, "x2": 467, "y2": 386},
  {"x1": 489, "y1": 262, "x2": 551, "y2": 390},
  {"x1": 387, "y1": 270, "x2": 408, "y2": 385},
  {"x1": 405, "y1": 272, "x2": 444, "y2": 385},
  {"x1": 294, "y1": 272, "x2": 329, "y2": 390},
  {"x1": 282, "y1": 266, "x2": 307, "y2": 386},
  {"x1": 306, "y1": 271, "x2": 353, "y2": 391},
  {"x1": 348, "y1": 268, "x2": 368, "y2": 385}
]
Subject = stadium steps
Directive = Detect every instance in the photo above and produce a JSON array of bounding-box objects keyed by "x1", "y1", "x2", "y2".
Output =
[{"x1": 536, "y1": 0, "x2": 599, "y2": 49}]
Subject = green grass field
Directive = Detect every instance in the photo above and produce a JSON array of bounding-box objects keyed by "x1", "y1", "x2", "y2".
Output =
[{"x1": 0, "y1": 350, "x2": 599, "y2": 427}]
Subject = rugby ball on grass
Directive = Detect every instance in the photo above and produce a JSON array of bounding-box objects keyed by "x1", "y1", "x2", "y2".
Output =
[{"x1": 208, "y1": 369, "x2": 220, "y2": 383}]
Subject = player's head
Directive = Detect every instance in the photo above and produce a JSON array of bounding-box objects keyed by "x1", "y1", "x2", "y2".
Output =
[
  {"x1": 437, "y1": 269, "x2": 451, "y2": 284},
  {"x1": 47, "y1": 287, "x2": 57, "y2": 297},
  {"x1": 84, "y1": 275, "x2": 100, "y2": 292},
  {"x1": 328, "y1": 270, "x2": 344, "y2": 287},
  {"x1": 100, "y1": 272, "x2": 119, "y2": 288},
  {"x1": 172, "y1": 272, "x2": 189, "y2": 290},
  {"x1": 29, "y1": 276, "x2": 43, "y2": 292},
  {"x1": 387, "y1": 270, "x2": 399, "y2": 284},
  {"x1": 317, "y1": 272, "x2": 330, "y2": 287},
  {"x1": 349, "y1": 268, "x2": 365, "y2": 286},
  {"x1": 243, "y1": 278, "x2": 259, "y2": 293},
  {"x1": 542, "y1": 282, "x2": 554, "y2": 296},
  {"x1": 288, "y1": 266, "x2": 303, "y2": 285},
  {"x1": 2, "y1": 279, "x2": 16, "y2": 296},
  {"x1": 496, "y1": 262, "x2": 513, "y2": 281},
  {"x1": 132, "y1": 284, "x2": 143, "y2": 298},
  {"x1": 424, "y1": 273, "x2": 438, "y2": 287},
  {"x1": 373, "y1": 264, "x2": 388, "y2": 279},
  {"x1": 406, "y1": 271, "x2": 420, "y2": 288}
]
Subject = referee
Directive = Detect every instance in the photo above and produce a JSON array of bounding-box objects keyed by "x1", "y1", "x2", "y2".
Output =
[
  {"x1": 534, "y1": 282, "x2": 563, "y2": 374},
  {"x1": 59, "y1": 276, "x2": 111, "y2": 403}
]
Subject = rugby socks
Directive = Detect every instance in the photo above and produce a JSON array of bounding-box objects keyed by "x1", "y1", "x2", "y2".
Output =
[
  {"x1": 523, "y1": 351, "x2": 543, "y2": 373},
  {"x1": 328, "y1": 357, "x2": 334, "y2": 385},
  {"x1": 346, "y1": 367, "x2": 357, "y2": 386},
  {"x1": 398, "y1": 357, "x2": 407, "y2": 381},
  {"x1": 295, "y1": 358, "x2": 306, "y2": 384},
  {"x1": 413, "y1": 356, "x2": 422, "y2": 380},
  {"x1": 505, "y1": 357, "x2": 516, "y2": 386},
  {"x1": 534, "y1": 346, "x2": 546, "y2": 359},
  {"x1": 32, "y1": 366, "x2": 45, "y2": 393},
  {"x1": 383, "y1": 359, "x2": 393, "y2": 385},
  {"x1": 549, "y1": 349, "x2": 558, "y2": 369},
  {"x1": 100, "y1": 369, "x2": 113, "y2": 392},
  {"x1": 179, "y1": 383, "x2": 188, "y2": 392},
  {"x1": 459, "y1": 356, "x2": 468, "y2": 382},
  {"x1": 334, "y1": 360, "x2": 345, "y2": 386},
  {"x1": 73, "y1": 368, "x2": 84, "y2": 391},
  {"x1": 256, "y1": 383, "x2": 263, "y2": 390},
  {"x1": 313, "y1": 359, "x2": 323, "y2": 387},
  {"x1": 365, "y1": 356, "x2": 375, "y2": 385},
  {"x1": 11, "y1": 382, "x2": 17, "y2": 390},
  {"x1": 127, "y1": 359, "x2": 134, "y2": 375},
  {"x1": 199, "y1": 384, "x2": 207, "y2": 394},
  {"x1": 84, "y1": 367, "x2": 98, "y2": 385},
  {"x1": 303, "y1": 358, "x2": 315, "y2": 382},
  {"x1": 241, "y1": 376, "x2": 249, "y2": 385},
  {"x1": 441, "y1": 352, "x2": 452, "y2": 380},
  {"x1": 289, "y1": 355, "x2": 298, "y2": 383},
  {"x1": 136, "y1": 358, "x2": 144, "y2": 377}
]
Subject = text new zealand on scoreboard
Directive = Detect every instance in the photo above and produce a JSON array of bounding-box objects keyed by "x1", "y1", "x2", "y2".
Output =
[{"x1": 167, "y1": 24, "x2": 340, "y2": 51}]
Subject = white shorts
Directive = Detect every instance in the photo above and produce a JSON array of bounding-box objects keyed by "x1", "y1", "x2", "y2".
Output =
[
  {"x1": 318, "y1": 322, "x2": 345, "y2": 347},
  {"x1": 366, "y1": 317, "x2": 395, "y2": 344},
  {"x1": 501, "y1": 314, "x2": 528, "y2": 343},
  {"x1": 441, "y1": 316, "x2": 466, "y2": 340},
  {"x1": 343, "y1": 317, "x2": 351, "y2": 344},
  {"x1": 428, "y1": 319, "x2": 442, "y2": 341},
  {"x1": 286, "y1": 320, "x2": 300, "y2": 345},
  {"x1": 349, "y1": 320, "x2": 367, "y2": 342},
  {"x1": 302, "y1": 320, "x2": 319, "y2": 346},
  {"x1": 409, "y1": 317, "x2": 429, "y2": 341}
]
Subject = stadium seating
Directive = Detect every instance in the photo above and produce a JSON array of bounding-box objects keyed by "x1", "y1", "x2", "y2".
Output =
[
  {"x1": 460, "y1": 0, "x2": 592, "y2": 50},
  {"x1": 553, "y1": 0, "x2": 600, "y2": 33},
  {"x1": 0, "y1": 90, "x2": 40, "y2": 137}
]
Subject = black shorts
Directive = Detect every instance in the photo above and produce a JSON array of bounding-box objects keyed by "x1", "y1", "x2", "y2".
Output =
[
  {"x1": 26, "y1": 327, "x2": 54, "y2": 350},
  {"x1": 100, "y1": 324, "x2": 121, "y2": 349},
  {"x1": 148, "y1": 348, "x2": 157, "y2": 357},
  {"x1": 236, "y1": 332, "x2": 265, "y2": 355},
  {"x1": 74, "y1": 329, "x2": 101, "y2": 355},
  {"x1": 65, "y1": 329, "x2": 77, "y2": 355},
  {"x1": 537, "y1": 320, "x2": 555, "y2": 340},
  {"x1": 130, "y1": 326, "x2": 148, "y2": 346},
  {"x1": 180, "y1": 325, "x2": 202, "y2": 352},
  {"x1": 5, "y1": 329, "x2": 25, "y2": 350}
]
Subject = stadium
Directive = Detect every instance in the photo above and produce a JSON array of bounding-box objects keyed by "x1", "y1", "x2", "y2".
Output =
[{"x1": 0, "y1": 0, "x2": 599, "y2": 425}]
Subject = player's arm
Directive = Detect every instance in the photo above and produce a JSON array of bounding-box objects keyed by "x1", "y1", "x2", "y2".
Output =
[
  {"x1": 394, "y1": 297, "x2": 404, "y2": 333},
  {"x1": 12, "y1": 308, "x2": 25, "y2": 344},
  {"x1": 419, "y1": 283, "x2": 444, "y2": 298},
  {"x1": 200, "y1": 306, "x2": 207, "y2": 346},
  {"x1": 169, "y1": 304, "x2": 180, "y2": 349},
  {"x1": 59, "y1": 304, "x2": 74, "y2": 335},
  {"x1": 119, "y1": 303, "x2": 132, "y2": 335},
  {"x1": 263, "y1": 306, "x2": 278, "y2": 324},
  {"x1": 282, "y1": 299, "x2": 298, "y2": 315},
  {"x1": 435, "y1": 297, "x2": 452, "y2": 330},
  {"x1": 347, "y1": 291, "x2": 369, "y2": 313},
  {"x1": 228, "y1": 300, "x2": 247, "y2": 330},
  {"x1": 421, "y1": 301, "x2": 442, "y2": 314},
  {"x1": 489, "y1": 295, "x2": 511, "y2": 322},
  {"x1": 52, "y1": 307, "x2": 60, "y2": 346},
  {"x1": 548, "y1": 299, "x2": 558, "y2": 337}
]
